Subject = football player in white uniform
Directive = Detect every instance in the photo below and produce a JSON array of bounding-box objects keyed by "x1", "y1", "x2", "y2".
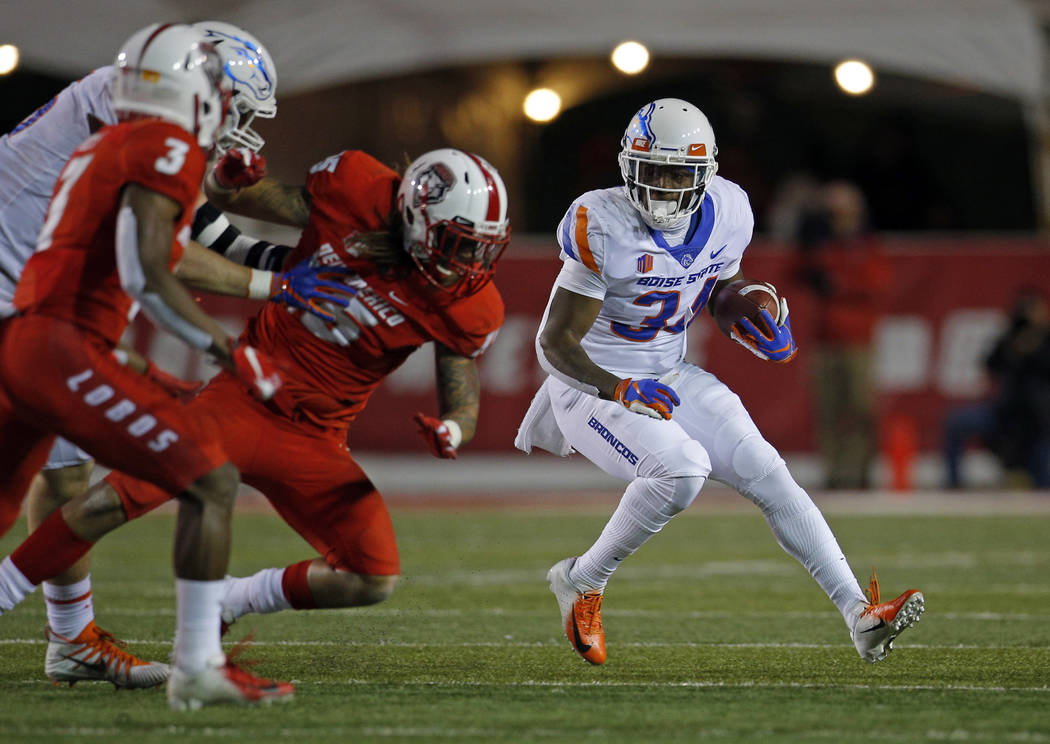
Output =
[
  {"x1": 0, "y1": 21, "x2": 343, "y2": 689},
  {"x1": 516, "y1": 98, "x2": 924, "y2": 666}
]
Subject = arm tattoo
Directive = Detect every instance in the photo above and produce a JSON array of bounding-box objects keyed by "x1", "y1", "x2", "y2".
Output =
[
  {"x1": 242, "y1": 180, "x2": 311, "y2": 227},
  {"x1": 435, "y1": 343, "x2": 480, "y2": 442}
]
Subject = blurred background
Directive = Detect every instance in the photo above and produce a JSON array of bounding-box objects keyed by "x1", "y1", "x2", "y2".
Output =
[{"x1": 3, "y1": 0, "x2": 1050, "y2": 493}]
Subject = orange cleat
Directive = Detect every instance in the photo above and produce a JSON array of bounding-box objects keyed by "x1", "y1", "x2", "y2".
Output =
[
  {"x1": 851, "y1": 568, "x2": 925, "y2": 663},
  {"x1": 45, "y1": 621, "x2": 170, "y2": 688},
  {"x1": 547, "y1": 557, "x2": 607, "y2": 665}
]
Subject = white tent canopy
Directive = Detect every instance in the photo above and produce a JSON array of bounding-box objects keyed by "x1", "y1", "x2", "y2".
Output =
[{"x1": 6, "y1": 0, "x2": 1046, "y2": 103}]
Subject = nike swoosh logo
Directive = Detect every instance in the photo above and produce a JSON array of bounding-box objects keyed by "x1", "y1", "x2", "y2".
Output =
[
  {"x1": 570, "y1": 613, "x2": 592, "y2": 653},
  {"x1": 62, "y1": 654, "x2": 109, "y2": 674},
  {"x1": 388, "y1": 290, "x2": 407, "y2": 305},
  {"x1": 860, "y1": 618, "x2": 887, "y2": 633},
  {"x1": 710, "y1": 244, "x2": 728, "y2": 259}
]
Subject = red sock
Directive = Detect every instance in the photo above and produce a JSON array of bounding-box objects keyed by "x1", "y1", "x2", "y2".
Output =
[
  {"x1": 11, "y1": 510, "x2": 94, "y2": 585},
  {"x1": 280, "y1": 559, "x2": 317, "y2": 610}
]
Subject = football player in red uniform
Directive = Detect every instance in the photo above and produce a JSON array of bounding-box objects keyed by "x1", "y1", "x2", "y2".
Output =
[
  {"x1": 1, "y1": 147, "x2": 509, "y2": 643},
  {"x1": 0, "y1": 24, "x2": 294, "y2": 708},
  {"x1": 0, "y1": 20, "x2": 353, "y2": 691}
]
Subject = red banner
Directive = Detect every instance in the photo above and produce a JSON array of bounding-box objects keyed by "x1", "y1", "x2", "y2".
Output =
[{"x1": 128, "y1": 237, "x2": 1050, "y2": 454}]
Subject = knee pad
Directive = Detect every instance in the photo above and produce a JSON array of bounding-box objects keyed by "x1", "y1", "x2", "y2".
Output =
[
  {"x1": 623, "y1": 472, "x2": 706, "y2": 529},
  {"x1": 668, "y1": 474, "x2": 706, "y2": 513},
  {"x1": 722, "y1": 430, "x2": 784, "y2": 492},
  {"x1": 742, "y1": 462, "x2": 812, "y2": 518}
]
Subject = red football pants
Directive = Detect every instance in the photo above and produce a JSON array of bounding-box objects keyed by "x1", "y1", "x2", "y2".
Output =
[
  {"x1": 0, "y1": 314, "x2": 229, "y2": 536},
  {"x1": 108, "y1": 371, "x2": 399, "y2": 576}
]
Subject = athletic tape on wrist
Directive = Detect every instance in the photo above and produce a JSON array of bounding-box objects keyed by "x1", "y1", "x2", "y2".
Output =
[
  {"x1": 248, "y1": 269, "x2": 275, "y2": 299},
  {"x1": 442, "y1": 419, "x2": 463, "y2": 449}
]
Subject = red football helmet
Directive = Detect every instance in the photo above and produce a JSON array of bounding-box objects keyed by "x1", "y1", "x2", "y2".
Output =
[{"x1": 397, "y1": 149, "x2": 511, "y2": 298}]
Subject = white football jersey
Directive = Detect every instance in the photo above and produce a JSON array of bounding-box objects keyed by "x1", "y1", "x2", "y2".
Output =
[
  {"x1": 548, "y1": 176, "x2": 754, "y2": 377},
  {"x1": 0, "y1": 66, "x2": 115, "y2": 317}
]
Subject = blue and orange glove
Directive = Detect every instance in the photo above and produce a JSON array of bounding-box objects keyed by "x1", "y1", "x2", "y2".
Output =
[
  {"x1": 613, "y1": 377, "x2": 681, "y2": 420},
  {"x1": 414, "y1": 413, "x2": 461, "y2": 459},
  {"x1": 731, "y1": 298, "x2": 798, "y2": 363},
  {"x1": 231, "y1": 341, "x2": 283, "y2": 401},
  {"x1": 271, "y1": 262, "x2": 357, "y2": 323}
]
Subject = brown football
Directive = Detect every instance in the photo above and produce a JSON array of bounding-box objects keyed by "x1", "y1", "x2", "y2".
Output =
[{"x1": 712, "y1": 279, "x2": 779, "y2": 338}]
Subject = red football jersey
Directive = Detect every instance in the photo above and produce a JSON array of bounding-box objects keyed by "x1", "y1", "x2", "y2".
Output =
[
  {"x1": 245, "y1": 150, "x2": 505, "y2": 429},
  {"x1": 14, "y1": 119, "x2": 205, "y2": 344}
]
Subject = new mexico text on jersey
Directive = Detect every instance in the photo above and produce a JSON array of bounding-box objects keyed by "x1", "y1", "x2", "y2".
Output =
[{"x1": 243, "y1": 149, "x2": 504, "y2": 429}]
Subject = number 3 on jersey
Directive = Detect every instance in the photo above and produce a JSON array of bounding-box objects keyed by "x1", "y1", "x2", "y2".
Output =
[
  {"x1": 610, "y1": 276, "x2": 718, "y2": 341},
  {"x1": 155, "y1": 137, "x2": 189, "y2": 175}
]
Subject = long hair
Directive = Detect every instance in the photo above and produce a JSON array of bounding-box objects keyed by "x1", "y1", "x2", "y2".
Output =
[{"x1": 342, "y1": 204, "x2": 410, "y2": 279}]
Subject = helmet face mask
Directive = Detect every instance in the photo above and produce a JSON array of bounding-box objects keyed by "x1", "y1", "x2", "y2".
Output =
[
  {"x1": 112, "y1": 23, "x2": 233, "y2": 151},
  {"x1": 194, "y1": 21, "x2": 278, "y2": 153},
  {"x1": 398, "y1": 149, "x2": 511, "y2": 298},
  {"x1": 618, "y1": 98, "x2": 719, "y2": 228}
]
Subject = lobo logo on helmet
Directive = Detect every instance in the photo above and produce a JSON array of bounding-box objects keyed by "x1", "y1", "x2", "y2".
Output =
[{"x1": 413, "y1": 163, "x2": 456, "y2": 208}]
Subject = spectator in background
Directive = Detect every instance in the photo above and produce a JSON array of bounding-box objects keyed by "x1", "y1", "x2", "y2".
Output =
[
  {"x1": 794, "y1": 180, "x2": 891, "y2": 489},
  {"x1": 765, "y1": 172, "x2": 819, "y2": 241},
  {"x1": 943, "y1": 289, "x2": 1050, "y2": 489}
]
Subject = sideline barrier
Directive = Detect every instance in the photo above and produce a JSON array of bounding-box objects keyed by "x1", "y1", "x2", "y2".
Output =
[{"x1": 129, "y1": 236, "x2": 1050, "y2": 454}]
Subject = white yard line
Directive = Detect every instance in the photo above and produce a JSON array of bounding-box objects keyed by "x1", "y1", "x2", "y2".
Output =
[
  {"x1": 2, "y1": 638, "x2": 1047, "y2": 652},
  {"x1": 7, "y1": 607, "x2": 1050, "y2": 619},
  {"x1": 4, "y1": 726, "x2": 1049, "y2": 741}
]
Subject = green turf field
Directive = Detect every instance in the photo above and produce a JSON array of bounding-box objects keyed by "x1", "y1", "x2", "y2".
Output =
[{"x1": 0, "y1": 499, "x2": 1047, "y2": 743}]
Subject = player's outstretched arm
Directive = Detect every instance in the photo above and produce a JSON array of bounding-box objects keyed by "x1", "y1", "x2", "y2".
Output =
[
  {"x1": 415, "y1": 344, "x2": 482, "y2": 459},
  {"x1": 191, "y1": 201, "x2": 292, "y2": 271},
  {"x1": 174, "y1": 241, "x2": 353, "y2": 322},
  {"x1": 204, "y1": 148, "x2": 311, "y2": 228}
]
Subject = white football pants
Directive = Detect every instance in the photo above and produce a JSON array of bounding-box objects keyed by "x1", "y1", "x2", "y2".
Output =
[{"x1": 547, "y1": 362, "x2": 866, "y2": 622}]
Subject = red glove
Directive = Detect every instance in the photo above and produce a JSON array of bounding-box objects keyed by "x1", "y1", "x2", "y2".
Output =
[
  {"x1": 414, "y1": 413, "x2": 460, "y2": 459},
  {"x1": 231, "y1": 342, "x2": 283, "y2": 401},
  {"x1": 144, "y1": 361, "x2": 203, "y2": 402},
  {"x1": 212, "y1": 147, "x2": 267, "y2": 190}
]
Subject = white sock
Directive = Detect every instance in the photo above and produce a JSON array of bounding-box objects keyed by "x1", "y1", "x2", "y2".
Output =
[
  {"x1": 0, "y1": 556, "x2": 38, "y2": 613},
  {"x1": 43, "y1": 576, "x2": 94, "y2": 638},
  {"x1": 174, "y1": 579, "x2": 225, "y2": 674},
  {"x1": 744, "y1": 465, "x2": 867, "y2": 625},
  {"x1": 572, "y1": 476, "x2": 683, "y2": 591},
  {"x1": 221, "y1": 568, "x2": 291, "y2": 621}
]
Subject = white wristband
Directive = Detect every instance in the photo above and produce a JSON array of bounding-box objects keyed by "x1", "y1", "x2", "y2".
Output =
[
  {"x1": 248, "y1": 269, "x2": 275, "y2": 299},
  {"x1": 442, "y1": 419, "x2": 463, "y2": 449}
]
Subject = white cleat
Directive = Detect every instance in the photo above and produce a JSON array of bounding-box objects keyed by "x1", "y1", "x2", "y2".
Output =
[
  {"x1": 851, "y1": 569, "x2": 925, "y2": 663},
  {"x1": 166, "y1": 655, "x2": 294, "y2": 711},
  {"x1": 45, "y1": 621, "x2": 169, "y2": 689},
  {"x1": 547, "y1": 557, "x2": 607, "y2": 665}
]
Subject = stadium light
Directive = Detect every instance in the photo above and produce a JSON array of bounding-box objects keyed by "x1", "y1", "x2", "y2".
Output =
[
  {"x1": 0, "y1": 44, "x2": 20, "y2": 76},
  {"x1": 523, "y1": 88, "x2": 562, "y2": 123},
  {"x1": 611, "y1": 41, "x2": 650, "y2": 75},
  {"x1": 833, "y1": 59, "x2": 875, "y2": 95}
]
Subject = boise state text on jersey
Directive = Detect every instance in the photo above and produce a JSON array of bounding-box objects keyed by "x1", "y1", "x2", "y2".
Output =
[{"x1": 551, "y1": 176, "x2": 754, "y2": 376}]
